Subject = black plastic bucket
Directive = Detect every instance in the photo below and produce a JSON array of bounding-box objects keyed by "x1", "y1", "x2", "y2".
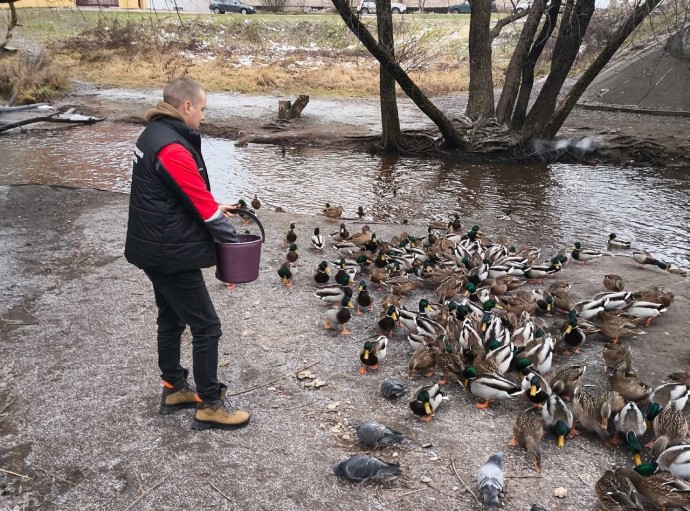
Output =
[{"x1": 215, "y1": 209, "x2": 265, "y2": 284}]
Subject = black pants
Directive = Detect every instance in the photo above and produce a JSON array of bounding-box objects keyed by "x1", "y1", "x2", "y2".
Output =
[{"x1": 144, "y1": 268, "x2": 222, "y2": 402}]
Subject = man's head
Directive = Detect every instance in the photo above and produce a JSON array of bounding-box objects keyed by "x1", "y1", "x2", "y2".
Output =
[{"x1": 163, "y1": 77, "x2": 207, "y2": 130}]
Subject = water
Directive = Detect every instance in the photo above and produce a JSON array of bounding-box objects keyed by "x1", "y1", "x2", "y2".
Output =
[{"x1": 1, "y1": 121, "x2": 689, "y2": 268}]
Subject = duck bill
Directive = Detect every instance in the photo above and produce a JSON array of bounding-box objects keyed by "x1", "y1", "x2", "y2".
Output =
[
  {"x1": 463, "y1": 379, "x2": 469, "y2": 389},
  {"x1": 547, "y1": 304, "x2": 552, "y2": 313},
  {"x1": 481, "y1": 324, "x2": 487, "y2": 333},
  {"x1": 325, "y1": 267, "x2": 331, "y2": 274},
  {"x1": 392, "y1": 312, "x2": 398, "y2": 321},
  {"x1": 557, "y1": 435, "x2": 565, "y2": 448},
  {"x1": 530, "y1": 385, "x2": 538, "y2": 397},
  {"x1": 424, "y1": 402, "x2": 432, "y2": 415},
  {"x1": 565, "y1": 325, "x2": 572, "y2": 334},
  {"x1": 633, "y1": 453, "x2": 642, "y2": 466},
  {"x1": 645, "y1": 419, "x2": 652, "y2": 430},
  {"x1": 363, "y1": 350, "x2": 369, "y2": 360}
]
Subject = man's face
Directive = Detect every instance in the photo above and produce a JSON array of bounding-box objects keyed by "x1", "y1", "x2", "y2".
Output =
[{"x1": 181, "y1": 89, "x2": 207, "y2": 130}]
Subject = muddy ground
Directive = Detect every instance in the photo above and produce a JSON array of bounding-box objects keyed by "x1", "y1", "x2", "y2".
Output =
[{"x1": 1, "y1": 183, "x2": 689, "y2": 510}]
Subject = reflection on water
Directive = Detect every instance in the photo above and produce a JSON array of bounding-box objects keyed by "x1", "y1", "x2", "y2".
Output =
[{"x1": 1, "y1": 122, "x2": 689, "y2": 268}]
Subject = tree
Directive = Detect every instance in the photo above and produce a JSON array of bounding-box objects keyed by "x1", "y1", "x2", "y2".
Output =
[
  {"x1": 465, "y1": 0, "x2": 495, "y2": 119},
  {"x1": 376, "y1": 0, "x2": 403, "y2": 153},
  {"x1": 0, "y1": 1, "x2": 19, "y2": 54}
]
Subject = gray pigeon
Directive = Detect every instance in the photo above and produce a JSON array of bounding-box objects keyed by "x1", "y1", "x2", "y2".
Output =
[
  {"x1": 380, "y1": 379, "x2": 407, "y2": 399},
  {"x1": 477, "y1": 452, "x2": 504, "y2": 509},
  {"x1": 356, "y1": 420, "x2": 406, "y2": 447},
  {"x1": 333, "y1": 455, "x2": 402, "y2": 483}
]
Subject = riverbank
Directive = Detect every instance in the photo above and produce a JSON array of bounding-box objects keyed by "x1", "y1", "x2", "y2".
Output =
[{"x1": 1, "y1": 184, "x2": 689, "y2": 510}]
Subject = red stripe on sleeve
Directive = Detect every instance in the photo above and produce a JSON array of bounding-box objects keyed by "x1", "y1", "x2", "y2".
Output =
[{"x1": 158, "y1": 144, "x2": 219, "y2": 221}]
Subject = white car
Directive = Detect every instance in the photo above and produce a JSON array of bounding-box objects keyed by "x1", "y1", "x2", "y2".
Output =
[{"x1": 356, "y1": 0, "x2": 407, "y2": 14}]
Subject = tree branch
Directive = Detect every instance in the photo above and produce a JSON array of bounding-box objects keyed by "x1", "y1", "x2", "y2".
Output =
[
  {"x1": 0, "y1": 2, "x2": 18, "y2": 52},
  {"x1": 491, "y1": 10, "x2": 529, "y2": 39}
]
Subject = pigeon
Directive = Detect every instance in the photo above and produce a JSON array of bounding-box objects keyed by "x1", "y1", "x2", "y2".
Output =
[
  {"x1": 333, "y1": 455, "x2": 402, "y2": 483},
  {"x1": 477, "y1": 452, "x2": 504, "y2": 509},
  {"x1": 356, "y1": 420, "x2": 405, "y2": 447},
  {"x1": 380, "y1": 379, "x2": 407, "y2": 399}
]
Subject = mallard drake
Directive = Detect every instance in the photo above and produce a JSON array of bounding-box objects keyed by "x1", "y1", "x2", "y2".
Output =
[
  {"x1": 542, "y1": 393, "x2": 574, "y2": 448},
  {"x1": 647, "y1": 402, "x2": 688, "y2": 453},
  {"x1": 656, "y1": 444, "x2": 690, "y2": 480},
  {"x1": 617, "y1": 465, "x2": 690, "y2": 510},
  {"x1": 596, "y1": 291, "x2": 633, "y2": 311},
  {"x1": 398, "y1": 298, "x2": 434, "y2": 333},
  {"x1": 562, "y1": 309, "x2": 586, "y2": 355},
  {"x1": 621, "y1": 301, "x2": 668, "y2": 327},
  {"x1": 607, "y1": 233, "x2": 631, "y2": 248},
  {"x1": 572, "y1": 387, "x2": 610, "y2": 442},
  {"x1": 278, "y1": 262, "x2": 293, "y2": 287},
  {"x1": 649, "y1": 383, "x2": 689, "y2": 410},
  {"x1": 408, "y1": 343, "x2": 440, "y2": 379},
  {"x1": 571, "y1": 241, "x2": 603, "y2": 264},
  {"x1": 509, "y1": 411, "x2": 544, "y2": 472},
  {"x1": 523, "y1": 336, "x2": 555, "y2": 375},
  {"x1": 283, "y1": 223, "x2": 297, "y2": 245},
  {"x1": 595, "y1": 469, "x2": 646, "y2": 511},
  {"x1": 510, "y1": 311, "x2": 536, "y2": 348},
  {"x1": 409, "y1": 383, "x2": 446, "y2": 421},
  {"x1": 520, "y1": 371, "x2": 552, "y2": 408},
  {"x1": 574, "y1": 297, "x2": 608, "y2": 320},
  {"x1": 314, "y1": 276, "x2": 352, "y2": 305},
  {"x1": 322, "y1": 203, "x2": 343, "y2": 219},
  {"x1": 603, "y1": 274, "x2": 624, "y2": 291},
  {"x1": 602, "y1": 343, "x2": 634, "y2": 374},
  {"x1": 485, "y1": 340, "x2": 514, "y2": 375},
  {"x1": 285, "y1": 243, "x2": 299, "y2": 264},
  {"x1": 597, "y1": 390, "x2": 626, "y2": 429},
  {"x1": 324, "y1": 295, "x2": 354, "y2": 336},
  {"x1": 330, "y1": 223, "x2": 350, "y2": 242},
  {"x1": 597, "y1": 311, "x2": 646, "y2": 343},
  {"x1": 377, "y1": 305, "x2": 399, "y2": 336},
  {"x1": 608, "y1": 364, "x2": 652, "y2": 403},
  {"x1": 524, "y1": 263, "x2": 561, "y2": 283},
  {"x1": 462, "y1": 367, "x2": 524, "y2": 409},
  {"x1": 355, "y1": 280, "x2": 373, "y2": 314},
  {"x1": 632, "y1": 250, "x2": 670, "y2": 271},
  {"x1": 250, "y1": 194, "x2": 261, "y2": 210},
  {"x1": 613, "y1": 402, "x2": 646, "y2": 465},
  {"x1": 333, "y1": 259, "x2": 357, "y2": 285},
  {"x1": 550, "y1": 364, "x2": 586, "y2": 401},
  {"x1": 359, "y1": 335, "x2": 388, "y2": 375},
  {"x1": 310, "y1": 228, "x2": 325, "y2": 251},
  {"x1": 313, "y1": 261, "x2": 330, "y2": 285}
]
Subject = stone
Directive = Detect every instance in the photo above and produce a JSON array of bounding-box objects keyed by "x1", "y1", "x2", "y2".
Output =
[{"x1": 554, "y1": 487, "x2": 567, "y2": 498}]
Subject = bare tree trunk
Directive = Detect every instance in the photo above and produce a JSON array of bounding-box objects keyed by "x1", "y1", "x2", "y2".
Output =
[
  {"x1": 376, "y1": 0, "x2": 402, "y2": 153},
  {"x1": 540, "y1": 0, "x2": 664, "y2": 138},
  {"x1": 522, "y1": 0, "x2": 596, "y2": 139},
  {"x1": 511, "y1": 0, "x2": 562, "y2": 130},
  {"x1": 495, "y1": 0, "x2": 547, "y2": 124},
  {"x1": 466, "y1": 0, "x2": 495, "y2": 120},
  {"x1": 330, "y1": 0, "x2": 468, "y2": 149},
  {"x1": 0, "y1": 2, "x2": 18, "y2": 52}
]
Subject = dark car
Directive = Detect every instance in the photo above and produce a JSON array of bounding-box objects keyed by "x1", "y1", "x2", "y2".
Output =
[
  {"x1": 447, "y1": 0, "x2": 497, "y2": 13},
  {"x1": 209, "y1": 0, "x2": 256, "y2": 14}
]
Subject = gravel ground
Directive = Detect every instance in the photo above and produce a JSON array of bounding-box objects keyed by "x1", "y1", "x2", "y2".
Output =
[{"x1": 1, "y1": 184, "x2": 689, "y2": 510}]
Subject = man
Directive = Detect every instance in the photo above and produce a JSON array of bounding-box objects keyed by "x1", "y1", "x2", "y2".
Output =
[{"x1": 125, "y1": 76, "x2": 250, "y2": 430}]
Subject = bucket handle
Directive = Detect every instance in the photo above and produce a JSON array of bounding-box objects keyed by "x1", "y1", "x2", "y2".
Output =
[{"x1": 228, "y1": 208, "x2": 266, "y2": 243}]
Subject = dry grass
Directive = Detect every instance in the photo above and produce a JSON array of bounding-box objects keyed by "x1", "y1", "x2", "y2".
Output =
[{"x1": 0, "y1": 51, "x2": 71, "y2": 104}]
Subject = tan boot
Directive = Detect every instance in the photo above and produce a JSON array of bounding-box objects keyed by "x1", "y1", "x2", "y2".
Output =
[
  {"x1": 192, "y1": 400, "x2": 251, "y2": 430},
  {"x1": 159, "y1": 379, "x2": 198, "y2": 415}
]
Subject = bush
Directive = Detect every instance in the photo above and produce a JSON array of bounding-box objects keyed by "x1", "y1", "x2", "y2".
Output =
[{"x1": 0, "y1": 51, "x2": 71, "y2": 104}]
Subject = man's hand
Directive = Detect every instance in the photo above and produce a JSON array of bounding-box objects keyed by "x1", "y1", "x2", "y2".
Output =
[{"x1": 219, "y1": 203, "x2": 238, "y2": 218}]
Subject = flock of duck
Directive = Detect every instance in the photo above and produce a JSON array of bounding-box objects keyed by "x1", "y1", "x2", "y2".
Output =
[{"x1": 262, "y1": 200, "x2": 687, "y2": 509}]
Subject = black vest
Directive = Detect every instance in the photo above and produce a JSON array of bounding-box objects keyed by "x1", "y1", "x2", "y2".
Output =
[{"x1": 125, "y1": 116, "x2": 216, "y2": 274}]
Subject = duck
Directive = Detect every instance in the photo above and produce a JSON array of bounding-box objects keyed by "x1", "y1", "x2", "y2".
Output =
[
  {"x1": 310, "y1": 228, "x2": 325, "y2": 251},
  {"x1": 571, "y1": 241, "x2": 603, "y2": 264},
  {"x1": 398, "y1": 298, "x2": 435, "y2": 332},
  {"x1": 330, "y1": 223, "x2": 350, "y2": 242},
  {"x1": 408, "y1": 343, "x2": 440, "y2": 379},
  {"x1": 597, "y1": 390, "x2": 626, "y2": 430},
  {"x1": 597, "y1": 311, "x2": 646, "y2": 343},
  {"x1": 603, "y1": 274, "x2": 624, "y2": 291},
  {"x1": 520, "y1": 371, "x2": 552, "y2": 408},
  {"x1": 613, "y1": 402, "x2": 647, "y2": 465},
  {"x1": 621, "y1": 301, "x2": 668, "y2": 327},
  {"x1": 656, "y1": 444, "x2": 690, "y2": 480},
  {"x1": 377, "y1": 305, "x2": 399, "y2": 336},
  {"x1": 550, "y1": 364, "x2": 586, "y2": 401},
  {"x1": 357, "y1": 206, "x2": 365, "y2": 220},
  {"x1": 608, "y1": 364, "x2": 652, "y2": 403},
  {"x1": 572, "y1": 387, "x2": 611, "y2": 442},
  {"x1": 595, "y1": 469, "x2": 647, "y2": 511},
  {"x1": 250, "y1": 194, "x2": 261, "y2": 210},
  {"x1": 349, "y1": 225, "x2": 373, "y2": 246},
  {"x1": 322, "y1": 203, "x2": 343, "y2": 219},
  {"x1": 542, "y1": 393, "x2": 574, "y2": 448},
  {"x1": 667, "y1": 368, "x2": 690, "y2": 387},
  {"x1": 522, "y1": 336, "x2": 555, "y2": 375},
  {"x1": 435, "y1": 276, "x2": 465, "y2": 303},
  {"x1": 352, "y1": 280, "x2": 372, "y2": 315},
  {"x1": 485, "y1": 339, "x2": 514, "y2": 375},
  {"x1": 596, "y1": 291, "x2": 633, "y2": 311},
  {"x1": 278, "y1": 262, "x2": 293, "y2": 287},
  {"x1": 314, "y1": 275, "x2": 353, "y2": 305},
  {"x1": 647, "y1": 402, "x2": 688, "y2": 454},
  {"x1": 607, "y1": 233, "x2": 631, "y2": 248},
  {"x1": 632, "y1": 250, "x2": 670, "y2": 271},
  {"x1": 283, "y1": 223, "x2": 297, "y2": 245},
  {"x1": 285, "y1": 243, "x2": 299, "y2": 264},
  {"x1": 359, "y1": 335, "x2": 388, "y2": 375},
  {"x1": 333, "y1": 259, "x2": 357, "y2": 285},
  {"x1": 562, "y1": 309, "x2": 586, "y2": 355},
  {"x1": 409, "y1": 383, "x2": 446, "y2": 422},
  {"x1": 631, "y1": 287, "x2": 673, "y2": 307},
  {"x1": 462, "y1": 367, "x2": 524, "y2": 409},
  {"x1": 602, "y1": 343, "x2": 634, "y2": 374},
  {"x1": 435, "y1": 338, "x2": 465, "y2": 385},
  {"x1": 313, "y1": 261, "x2": 330, "y2": 285},
  {"x1": 324, "y1": 295, "x2": 354, "y2": 336},
  {"x1": 649, "y1": 383, "x2": 689, "y2": 410},
  {"x1": 508, "y1": 411, "x2": 544, "y2": 472},
  {"x1": 381, "y1": 275, "x2": 418, "y2": 296},
  {"x1": 616, "y1": 465, "x2": 690, "y2": 510},
  {"x1": 573, "y1": 297, "x2": 608, "y2": 320}
]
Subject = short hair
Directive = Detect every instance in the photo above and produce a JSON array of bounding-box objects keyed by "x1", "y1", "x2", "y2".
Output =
[{"x1": 163, "y1": 77, "x2": 204, "y2": 109}]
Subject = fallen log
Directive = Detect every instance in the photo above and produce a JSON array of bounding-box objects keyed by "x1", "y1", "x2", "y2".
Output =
[{"x1": 0, "y1": 110, "x2": 105, "y2": 134}]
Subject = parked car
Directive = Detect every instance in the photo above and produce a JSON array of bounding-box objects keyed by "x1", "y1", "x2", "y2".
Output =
[
  {"x1": 447, "y1": 0, "x2": 496, "y2": 13},
  {"x1": 514, "y1": 0, "x2": 550, "y2": 13},
  {"x1": 209, "y1": 0, "x2": 256, "y2": 14},
  {"x1": 356, "y1": 0, "x2": 407, "y2": 14}
]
